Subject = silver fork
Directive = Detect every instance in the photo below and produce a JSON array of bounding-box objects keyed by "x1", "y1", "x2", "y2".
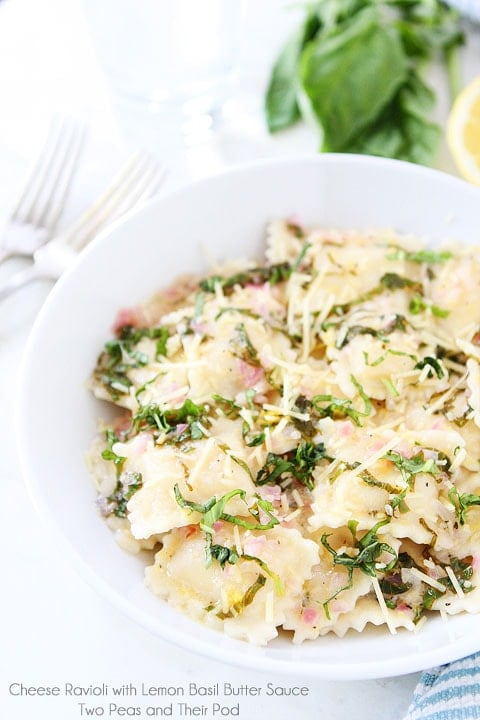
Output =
[
  {"x1": 0, "y1": 152, "x2": 165, "y2": 301},
  {"x1": 0, "y1": 115, "x2": 85, "y2": 264}
]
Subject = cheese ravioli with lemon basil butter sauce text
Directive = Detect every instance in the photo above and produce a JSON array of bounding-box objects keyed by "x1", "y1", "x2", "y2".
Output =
[{"x1": 88, "y1": 219, "x2": 480, "y2": 645}]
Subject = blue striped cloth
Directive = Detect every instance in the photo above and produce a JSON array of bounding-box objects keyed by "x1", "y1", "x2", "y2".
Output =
[{"x1": 403, "y1": 653, "x2": 480, "y2": 720}]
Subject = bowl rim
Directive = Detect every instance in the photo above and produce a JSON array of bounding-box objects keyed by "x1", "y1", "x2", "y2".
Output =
[{"x1": 16, "y1": 153, "x2": 480, "y2": 680}]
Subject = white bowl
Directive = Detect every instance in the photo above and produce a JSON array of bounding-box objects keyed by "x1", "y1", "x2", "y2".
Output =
[{"x1": 18, "y1": 154, "x2": 480, "y2": 680}]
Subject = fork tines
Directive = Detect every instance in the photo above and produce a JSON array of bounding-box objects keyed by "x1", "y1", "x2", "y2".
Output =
[
  {"x1": 66, "y1": 152, "x2": 165, "y2": 251},
  {"x1": 10, "y1": 115, "x2": 85, "y2": 234}
]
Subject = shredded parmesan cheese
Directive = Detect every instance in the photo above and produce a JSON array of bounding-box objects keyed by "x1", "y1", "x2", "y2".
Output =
[
  {"x1": 90, "y1": 221, "x2": 480, "y2": 646},
  {"x1": 445, "y1": 566, "x2": 465, "y2": 598},
  {"x1": 410, "y1": 568, "x2": 446, "y2": 593},
  {"x1": 371, "y1": 577, "x2": 397, "y2": 635}
]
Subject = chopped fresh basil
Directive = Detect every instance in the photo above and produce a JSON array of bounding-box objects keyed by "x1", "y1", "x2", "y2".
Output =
[
  {"x1": 199, "y1": 243, "x2": 311, "y2": 297},
  {"x1": 242, "y1": 422, "x2": 266, "y2": 447},
  {"x1": 199, "y1": 264, "x2": 291, "y2": 295},
  {"x1": 382, "y1": 377, "x2": 400, "y2": 398},
  {"x1": 117, "y1": 325, "x2": 170, "y2": 361},
  {"x1": 380, "y1": 272, "x2": 422, "y2": 292},
  {"x1": 321, "y1": 519, "x2": 397, "y2": 618},
  {"x1": 212, "y1": 394, "x2": 241, "y2": 419},
  {"x1": 330, "y1": 273, "x2": 424, "y2": 318},
  {"x1": 409, "y1": 293, "x2": 449, "y2": 317},
  {"x1": 242, "y1": 555, "x2": 284, "y2": 595},
  {"x1": 292, "y1": 395, "x2": 316, "y2": 437},
  {"x1": 360, "y1": 470, "x2": 409, "y2": 512},
  {"x1": 174, "y1": 485, "x2": 279, "y2": 534},
  {"x1": 336, "y1": 325, "x2": 385, "y2": 349},
  {"x1": 256, "y1": 441, "x2": 327, "y2": 490},
  {"x1": 378, "y1": 552, "x2": 417, "y2": 600},
  {"x1": 245, "y1": 388, "x2": 256, "y2": 410},
  {"x1": 415, "y1": 356, "x2": 445, "y2": 379},
  {"x1": 216, "y1": 574, "x2": 267, "y2": 619},
  {"x1": 379, "y1": 574, "x2": 412, "y2": 597},
  {"x1": 421, "y1": 556, "x2": 474, "y2": 613},
  {"x1": 153, "y1": 328, "x2": 170, "y2": 359},
  {"x1": 337, "y1": 315, "x2": 410, "y2": 349},
  {"x1": 131, "y1": 399, "x2": 206, "y2": 439},
  {"x1": 205, "y1": 538, "x2": 283, "y2": 598},
  {"x1": 386, "y1": 246, "x2": 453, "y2": 264},
  {"x1": 215, "y1": 307, "x2": 261, "y2": 321},
  {"x1": 228, "y1": 453, "x2": 255, "y2": 481},
  {"x1": 364, "y1": 348, "x2": 417, "y2": 367},
  {"x1": 205, "y1": 536, "x2": 240, "y2": 568},
  {"x1": 291, "y1": 241, "x2": 311, "y2": 272},
  {"x1": 448, "y1": 487, "x2": 480, "y2": 526},
  {"x1": 94, "y1": 325, "x2": 170, "y2": 399},
  {"x1": 231, "y1": 323, "x2": 261, "y2": 366},
  {"x1": 105, "y1": 471, "x2": 143, "y2": 518},
  {"x1": 384, "y1": 450, "x2": 441, "y2": 484},
  {"x1": 101, "y1": 428, "x2": 126, "y2": 475},
  {"x1": 384, "y1": 314, "x2": 409, "y2": 333},
  {"x1": 312, "y1": 375, "x2": 371, "y2": 426},
  {"x1": 188, "y1": 422, "x2": 205, "y2": 441},
  {"x1": 194, "y1": 291, "x2": 205, "y2": 318}
]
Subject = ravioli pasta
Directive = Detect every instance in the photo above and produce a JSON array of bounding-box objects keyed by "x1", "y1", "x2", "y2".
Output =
[{"x1": 88, "y1": 220, "x2": 480, "y2": 644}]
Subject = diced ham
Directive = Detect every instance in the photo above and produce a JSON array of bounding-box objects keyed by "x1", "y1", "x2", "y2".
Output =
[
  {"x1": 337, "y1": 421, "x2": 354, "y2": 438},
  {"x1": 238, "y1": 360, "x2": 265, "y2": 388},
  {"x1": 302, "y1": 607, "x2": 318, "y2": 625},
  {"x1": 190, "y1": 319, "x2": 208, "y2": 334},
  {"x1": 123, "y1": 432, "x2": 150, "y2": 457},
  {"x1": 184, "y1": 525, "x2": 199, "y2": 539},
  {"x1": 257, "y1": 485, "x2": 282, "y2": 504},
  {"x1": 393, "y1": 440, "x2": 414, "y2": 458},
  {"x1": 113, "y1": 306, "x2": 145, "y2": 334},
  {"x1": 112, "y1": 413, "x2": 131, "y2": 433},
  {"x1": 243, "y1": 535, "x2": 267, "y2": 556}
]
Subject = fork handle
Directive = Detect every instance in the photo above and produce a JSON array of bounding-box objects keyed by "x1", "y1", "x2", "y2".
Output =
[{"x1": 0, "y1": 264, "x2": 44, "y2": 301}]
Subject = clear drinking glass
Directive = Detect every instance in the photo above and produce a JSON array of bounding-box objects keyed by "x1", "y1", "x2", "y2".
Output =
[{"x1": 83, "y1": 0, "x2": 244, "y2": 138}]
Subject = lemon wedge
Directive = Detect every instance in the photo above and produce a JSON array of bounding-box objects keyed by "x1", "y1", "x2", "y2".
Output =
[{"x1": 447, "y1": 76, "x2": 480, "y2": 185}]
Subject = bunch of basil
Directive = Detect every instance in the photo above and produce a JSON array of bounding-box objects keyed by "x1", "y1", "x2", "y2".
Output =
[{"x1": 265, "y1": 0, "x2": 465, "y2": 165}]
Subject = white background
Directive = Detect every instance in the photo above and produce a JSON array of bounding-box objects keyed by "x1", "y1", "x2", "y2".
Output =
[{"x1": 1, "y1": 1, "x2": 479, "y2": 718}]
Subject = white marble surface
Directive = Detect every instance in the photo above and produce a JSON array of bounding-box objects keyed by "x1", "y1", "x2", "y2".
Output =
[{"x1": 1, "y1": 1, "x2": 479, "y2": 718}]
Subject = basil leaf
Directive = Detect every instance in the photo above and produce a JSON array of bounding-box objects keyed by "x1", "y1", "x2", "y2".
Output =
[
  {"x1": 264, "y1": 1, "x2": 463, "y2": 166},
  {"x1": 299, "y1": 7, "x2": 408, "y2": 151},
  {"x1": 265, "y1": 12, "x2": 321, "y2": 133},
  {"x1": 348, "y1": 70, "x2": 441, "y2": 164},
  {"x1": 394, "y1": 1, "x2": 465, "y2": 58}
]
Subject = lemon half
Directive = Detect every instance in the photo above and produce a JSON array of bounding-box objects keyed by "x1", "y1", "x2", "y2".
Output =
[{"x1": 447, "y1": 76, "x2": 480, "y2": 185}]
